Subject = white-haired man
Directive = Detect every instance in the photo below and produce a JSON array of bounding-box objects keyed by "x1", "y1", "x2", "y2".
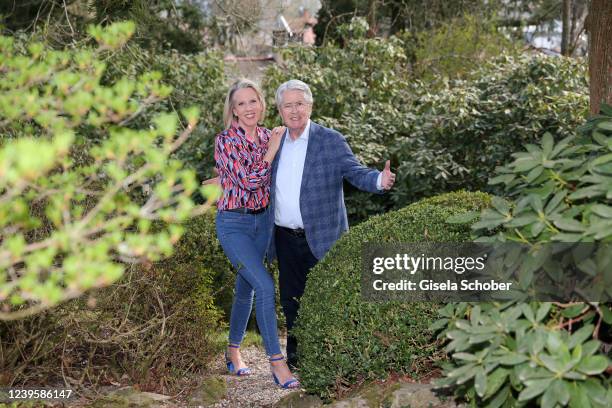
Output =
[{"x1": 270, "y1": 79, "x2": 395, "y2": 368}]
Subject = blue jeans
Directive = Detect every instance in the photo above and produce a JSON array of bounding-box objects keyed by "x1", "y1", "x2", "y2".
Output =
[{"x1": 215, "y1": 208, "x2": 281, "y2": 356}]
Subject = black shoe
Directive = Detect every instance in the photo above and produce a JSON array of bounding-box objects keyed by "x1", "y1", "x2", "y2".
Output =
[{"x1": 287, "y1": 356, "x2": 299, "y2": 370}]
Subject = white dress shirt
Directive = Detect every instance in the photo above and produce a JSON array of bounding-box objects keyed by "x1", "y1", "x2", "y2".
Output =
[
  {"x1": 274, "y1": 120, "x2": 384, "y2": 229},
  {"x1": 275, "y1": 120, "x2": 311, "y2": 229}
]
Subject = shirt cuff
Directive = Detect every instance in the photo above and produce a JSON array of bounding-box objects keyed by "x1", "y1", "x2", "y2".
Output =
[{"x1": 376, "y1": 172, "x2": 383, "y2": 190}]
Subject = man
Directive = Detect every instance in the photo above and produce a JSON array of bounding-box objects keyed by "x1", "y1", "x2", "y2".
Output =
[{"x1": 271, "y1": 79, "x2": 395, "y2": 368}]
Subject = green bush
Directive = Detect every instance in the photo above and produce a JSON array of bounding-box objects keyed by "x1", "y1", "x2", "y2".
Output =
[
  {"x1": 433, "y1": 110, "x2": 612, "y2": 407},
  {"x1": 103, "y1": 43, "x2": 227, "y2": 184},
  {"x1": 0, "y1": 22, "x2": 216, "y2": 319},
  {"x1": 401, "y1": 14, "x2": 518, "y2": 81},
  {"x1": 294, "y1": 191, "x2": 492, "y2": 398},
  {"x1": 263, "y1": 23, "x2": 587, "y2": 223},
  {"x1": 0, "y1": 213, "x2": 227, "y2": 393},
  {"x1": 165, "y1": 210, "x2": 234, "y2": 319}
]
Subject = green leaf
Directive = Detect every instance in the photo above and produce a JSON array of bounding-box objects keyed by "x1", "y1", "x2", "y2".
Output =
[
  {"x1": 475, "y1": 368, "x2": 487, "y2": 398},
  {"x1": 568, "y1": 325, "x2": 594, "y2": 349},
  {"x1": 562, "y1": 304, "x2": 585, "y2": 318},
  {"x1": 554, "y1": 218, "x2": 586, "y2": 232},
  {"x1": 591, "y1": 204, "x2": 612, "y2": 218},
  {"x1": 536, "y1": 303, "x2": 552, "y2": 322},
  {"x1": 546, "y1": 330, "x2": 566, "y2": 354},
  {"x1": 568, "y1": 382, "x2": 591, "y2": 408},
  {"x1": 592, "y1": 153, "x2": 612, "y2": 166},
  {"x1": 525, "y1": 165, "x2": 544, "y2": 182},
  {"x1": 596, "y1": 120, "x2": 612, "y2": 131},
  {"x1": 576, "y1": 355, "x2": 608, "y2": 375},
  {"x1": 530, "y1": 194, "x2": 544, "y2": 214},
  {"x1": 518, "y1": 378, "x2": 553, "y2": 401},
  {"x1": 483, "y1": 368, "x2": 509, "y2": 399},
  {"x1": 499, "y1": 352, "x2": 529, "y2": 365},
  {"x1": 541, "y1": 383, "x2": 559, "y2": 408},
  {"x1": 506, "y1": 214, "x2": 538, "y2": 227},
  {"x1": 514, "y1": 157, "x2": 539, "y2": 172},
  {"x1": 542, "y1": 133, "x2": 554, "y2": 157},
  {"x1": 489, "y1": 174, "x2": 515, "y2": 185},
  {"x1": 521, "y1": 304, "x2": 535, "y2": 323},
  {"x1": 453, "y1": 352, "x2": 478, "y2": 361},
  {"x1": 491, "y1": 196, "x2": 511, "y2": 215}
]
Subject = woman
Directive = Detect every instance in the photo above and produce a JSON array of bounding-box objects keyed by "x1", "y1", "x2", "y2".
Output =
[{"x1": 214, "y1": 79, "x2": 299, "y2": 389}]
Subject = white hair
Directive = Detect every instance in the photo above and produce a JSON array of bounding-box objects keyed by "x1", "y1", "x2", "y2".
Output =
[{"x1": 275, "y1": 79, "x2": 313, "y2": 107}]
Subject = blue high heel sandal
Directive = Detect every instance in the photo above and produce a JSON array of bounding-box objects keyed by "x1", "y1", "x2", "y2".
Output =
[
  {"x1": 226, "y1": 344, "x2": 251, "y2": 376},
  {"x1": 270, "y1": 356, "x2": 300, "y2": 389}
]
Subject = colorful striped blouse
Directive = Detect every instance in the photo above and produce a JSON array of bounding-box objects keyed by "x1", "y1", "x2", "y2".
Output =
[{"x1": 214, "y1": 123, "x2": 272, "y2": 210}]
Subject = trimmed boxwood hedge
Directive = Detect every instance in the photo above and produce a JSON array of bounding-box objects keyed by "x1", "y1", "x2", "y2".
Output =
[{"x1": 293, "y1": 191, "x2": 492, "y2": 398}]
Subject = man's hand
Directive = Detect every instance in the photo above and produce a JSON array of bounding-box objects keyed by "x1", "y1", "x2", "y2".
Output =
[{"x1": 381, "y1": 160, "x2": 395, "y2": 190}]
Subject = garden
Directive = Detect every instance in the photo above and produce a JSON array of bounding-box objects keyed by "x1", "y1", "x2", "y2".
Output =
[{"x1": 0, "y1": 1, "x2": 610, "y2": 407}]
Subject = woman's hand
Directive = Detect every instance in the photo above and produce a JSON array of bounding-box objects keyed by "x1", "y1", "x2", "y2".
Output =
[{"x1": 264, "y1": 126, "x2": 286, "y2": 163}]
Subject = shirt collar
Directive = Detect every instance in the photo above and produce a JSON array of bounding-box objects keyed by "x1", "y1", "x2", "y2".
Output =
[
  {"x1": 231, "y1": 121, "x2": 265, "y2": 143},
  {"x1": 285, "y1": 119, "x2": 311, "y2": 142}
]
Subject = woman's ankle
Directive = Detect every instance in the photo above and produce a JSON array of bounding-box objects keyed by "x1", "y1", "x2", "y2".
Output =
[{"x1": 269, "y1": 354, "x2": 286, "y2": 366}]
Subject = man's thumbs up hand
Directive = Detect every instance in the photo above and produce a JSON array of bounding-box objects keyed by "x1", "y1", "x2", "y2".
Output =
[{"x1": 381, "y1": 160, "x2": 395, "y2": 190}]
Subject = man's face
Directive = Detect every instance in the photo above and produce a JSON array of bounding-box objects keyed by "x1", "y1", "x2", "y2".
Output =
[{"x1": 278, "y1": 89, "x2": 312, "y2": 133}]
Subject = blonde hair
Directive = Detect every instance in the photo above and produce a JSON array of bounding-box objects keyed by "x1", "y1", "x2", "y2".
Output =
[{"x1": 223, "y1": 78, "x2": 266, "y2": 129}]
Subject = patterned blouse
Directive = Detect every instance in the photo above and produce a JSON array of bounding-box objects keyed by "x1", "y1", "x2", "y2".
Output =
[{"x1": 214, "y1": 123, "x2": 272, "y2": 210}]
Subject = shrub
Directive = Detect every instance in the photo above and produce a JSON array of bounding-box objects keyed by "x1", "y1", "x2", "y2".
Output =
[
  {"x1": 0, "y1": 213, "x2": 227, "y2": 394},
  {"x1": 103, "y1": 43, "x2": 227, "y2": 184},
  {"x1": 263, "y1": 24, "x2": 588, "y2": 223},
  {"x1": 401, "y1": 14, "x2": 518, "y2": 81},
  {"x1": 433, "y1": 110, "x2": 612, "y2": 407},
  {"x1": 0, "y1": 22, "x2": 216, "y2": 320},
  {"x1": 294, "y1": 191, "x2": 492, "y2": 398}
]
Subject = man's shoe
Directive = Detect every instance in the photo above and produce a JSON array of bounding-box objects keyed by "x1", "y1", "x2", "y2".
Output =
[{"x1": 287, "y1": 356, "x2": 299, "y2": 370}]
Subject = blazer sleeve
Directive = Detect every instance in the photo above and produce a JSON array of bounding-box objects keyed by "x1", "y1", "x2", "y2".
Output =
[
  {"x1": 334, "y1": 132, "x2": 382, "y2": 194},
  {"x1": 215, "y1": 133, "x2": 271, "y2": 192}
]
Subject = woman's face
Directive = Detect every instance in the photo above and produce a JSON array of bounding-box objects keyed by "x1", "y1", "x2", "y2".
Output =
[{"x1": 232, "y1": 87, "x2": 262, "y2": 129}]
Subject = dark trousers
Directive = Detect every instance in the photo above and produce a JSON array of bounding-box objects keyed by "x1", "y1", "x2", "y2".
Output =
[{"x1": 275, "y1": 225, "x2": 318, "y2": 368}]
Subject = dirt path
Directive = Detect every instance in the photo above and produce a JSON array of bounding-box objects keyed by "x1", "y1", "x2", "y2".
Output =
[{"x1": 210, "y1": 338, "x2": 298, "y2": 408}]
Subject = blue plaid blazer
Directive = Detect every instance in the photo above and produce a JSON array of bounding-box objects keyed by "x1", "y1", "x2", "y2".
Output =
[{"x1": 269, "y1": 121, "x2": 382, "y2": 260}]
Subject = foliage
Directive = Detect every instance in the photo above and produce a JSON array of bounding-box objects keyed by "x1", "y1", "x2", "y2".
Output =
[
  {"x1": 0, "y1": 22, "x2": 216, "y2": 320},
  {"x1": 264, "y1": 20, "x2": 409, "y2": 123},
  {"x1": 103, "y1": 43, "x2": 227, "y2": 184},
  {"x1": 0, "y1": 233, "x2": 224, "y2": 394},
  {"x1": 92, "y1": 0, "x2": 209, "y2": 53},
  {"x1": 435, "y1": 301, "x2": 611, "y2": 407},
  {"x1": 265, "y1": 28, "x2": 588, "y2": 223},
  {"x1": 433, "y1": 110, "x2": 612, "y2": 407},
  {"x1": 294, "y1": 191, "x2": 492, "y2": 398},
  {"x1": 314, "y1": 0, "x2": 504, "y2": 44},
  {"x1": 400, "y1": 15, "x2": 518, "y2": 81},
  {"x1": 263, "y1": 19, "x2": 409, "y2": 222},
  {"x1": 392, "y1": 54, "x2": 588, "y2": 208},
  {"x1": 0, "y1": 0, "x2": 210, "y2": 53}
]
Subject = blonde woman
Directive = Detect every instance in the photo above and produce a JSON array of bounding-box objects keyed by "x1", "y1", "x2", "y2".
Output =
[{"x1": 214, "y1": 79, "x2": 299, "y2": 389}]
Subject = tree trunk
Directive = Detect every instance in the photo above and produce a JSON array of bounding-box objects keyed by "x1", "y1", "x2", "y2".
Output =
[
  {"x1": 561, "y1": 0, "x2": 572, "y2": 56},
  {"x1": 588, "y1": 0, "x2": 612, "y2": 114},
  {"x1": 367, "y1": 0, "x2": 378, "y2": 37}
]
